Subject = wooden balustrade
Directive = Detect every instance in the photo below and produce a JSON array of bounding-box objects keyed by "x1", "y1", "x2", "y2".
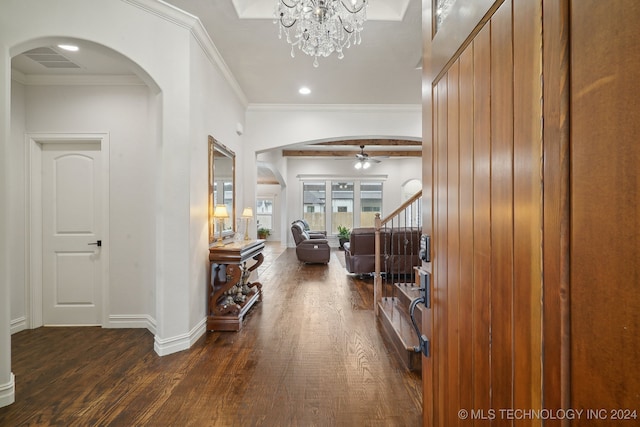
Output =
[{"x1": 373, "y1": 190, "x2": 423, "y2": 315}]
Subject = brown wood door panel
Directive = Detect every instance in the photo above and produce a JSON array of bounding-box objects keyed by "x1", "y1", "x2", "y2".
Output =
[
  {"x1": 446, "y1": 60, "x2": 461, "y2": 427},
  {"x1": 458, "y1": 42, "x2": 475, "y2": 421},
  {"x1": 472, "y1": 25, "x2": 493, "y2": 421},
  {"x1": 570, "y1": 0, "x2": 640, "y2": 418},
  {"x1": 490, "y1": 1, "x2": 516, "y2": 417},
  {"x1": 434, "y1": 75, "x2": 449, "y2": 427},
  {"x1": 541, "y1": 0, "x2": 571, "y2": 421},
  {"x1": 513, "y1": 0, "x2": 544, "y2": 418}
]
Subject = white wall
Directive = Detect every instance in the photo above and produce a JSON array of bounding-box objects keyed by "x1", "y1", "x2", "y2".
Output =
[
  {"x1": 187, "y1": 36, "x2": 246, "y2": 329},
  {"x1": 0, "y1": 14, "x2": 17, "y2": 409},
  {"x1": 8, "y1": 81, "x2": 26, "y2": 334},
  {"x1": 17, "y1": 83, "x2": 157, "y2": 326},
  {"x1": 0, "y1": 0, "x2": 248, "y2": 407},
  {"x1": 245, "y1": 105, "x2": 421, "y2": 152}
]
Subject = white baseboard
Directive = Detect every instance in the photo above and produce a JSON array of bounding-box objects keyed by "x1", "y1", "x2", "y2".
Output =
[
  {"x1": 10, "y1": 317, "x2": 27, "y2": 335},
  {"x1": 0, "y1": 373, "x2": 15, "y2": 408},
  {"x1": 108, "y1": 314, "x2": 157, "y2": 335},
  {"x1": 153, "y1": 317, "x2": 207, "y2": 356}
]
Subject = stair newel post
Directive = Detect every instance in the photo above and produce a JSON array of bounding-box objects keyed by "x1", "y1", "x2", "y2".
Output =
[{"x1": 374, "y1": 213, "x2": 382, "y2": 315}]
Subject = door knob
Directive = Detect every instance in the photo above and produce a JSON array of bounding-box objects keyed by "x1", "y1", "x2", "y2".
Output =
[{"x1": 88, "y1": 240, "x2": 102, "y2": 247}]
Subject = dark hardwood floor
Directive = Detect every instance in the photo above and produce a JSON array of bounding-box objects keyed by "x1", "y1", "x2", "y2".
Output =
[{"x1": 0, "y1": 245, "x2": 422, "y2": 426}]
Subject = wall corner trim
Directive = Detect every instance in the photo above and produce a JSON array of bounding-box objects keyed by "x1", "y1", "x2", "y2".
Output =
[
  {"x1": 153, "y1": 317, "x2": 207, "y2": 357},
  {"x1": 0, "y1": 373, "x2": 15, "y2": 408},
  {"x1": 9, "y1": 317, "x2": 27, "y2": 335}
]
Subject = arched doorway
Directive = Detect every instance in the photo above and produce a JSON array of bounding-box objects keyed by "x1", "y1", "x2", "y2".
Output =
[
  {"x1": 10, "y1": 38, "x2": 161, "y2": 331},
  {"x1": 402, "y1": 178, "x2": 422, "y2": 202}
]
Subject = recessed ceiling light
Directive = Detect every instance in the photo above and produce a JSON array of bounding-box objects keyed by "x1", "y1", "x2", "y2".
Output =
[
  {"x1": 299, "y1": 87, "x2": 311, "y2": 95},
  {"x1": 57, "y1": 44, "x2": 79, "y2": 52}
]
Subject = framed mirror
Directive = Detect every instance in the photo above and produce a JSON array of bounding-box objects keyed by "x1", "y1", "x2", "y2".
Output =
[{"x1": 208, "y1": 135, "x2": 235, "y2": 244}]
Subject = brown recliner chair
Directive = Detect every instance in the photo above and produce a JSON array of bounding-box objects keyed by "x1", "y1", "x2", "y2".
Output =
[
  {"x1": 291, "y1": 222, "x2": 331, "y2": 264},
  {"x1": 294, "y1": 219, "x2": 327, "y2": 237}
]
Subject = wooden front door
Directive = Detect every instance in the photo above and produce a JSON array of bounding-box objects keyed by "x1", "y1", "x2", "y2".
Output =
[
  {"x1": 424, "y1": 1, "x2": 544, "y2": 424},
  {"x1": 422, "y1": 0, "x2": 640, "y2": 425}
]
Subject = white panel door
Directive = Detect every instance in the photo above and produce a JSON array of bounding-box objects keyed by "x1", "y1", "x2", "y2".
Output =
[{"x1": 42, "y1": 142, "x2": 102, "y2": 325}]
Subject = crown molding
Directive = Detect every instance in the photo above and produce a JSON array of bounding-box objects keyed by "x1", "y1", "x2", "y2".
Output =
[
  {"x1": 246, "y1": 104, "x2": 422, "y2": 113},
  {"x1": 123, "y1": 0, "x2": 248, "y2": 107}
]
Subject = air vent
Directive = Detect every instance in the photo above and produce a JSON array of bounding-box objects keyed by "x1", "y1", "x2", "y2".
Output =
[{"x1": 24, "y1": 47, "x2": 81, "y2": 69}]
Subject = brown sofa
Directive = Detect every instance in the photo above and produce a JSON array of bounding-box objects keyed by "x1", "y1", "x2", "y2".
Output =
[
  {"x1": 343, "y1": 228, "x2": 388, "y2": 275},
  {"x1": 291, "y1": 221, "x2": 331, "y2": 264},
  {"x1": 343, "y1": 227, "x2": 421, "y2": 275}
]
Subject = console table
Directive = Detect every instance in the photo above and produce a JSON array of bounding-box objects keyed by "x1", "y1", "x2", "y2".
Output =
[{"x1": 208, "y1": 239, "x2": 265, "y2": 331}]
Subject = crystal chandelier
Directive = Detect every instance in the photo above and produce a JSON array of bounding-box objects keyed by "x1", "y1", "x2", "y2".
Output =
[{"x1": 275, "y1": 0, "x2": 369, "y2": 68}]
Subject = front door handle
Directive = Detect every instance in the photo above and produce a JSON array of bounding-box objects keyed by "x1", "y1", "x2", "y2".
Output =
[{"x1": 88, "y1": 240, "x2": 102, "y2": 247}]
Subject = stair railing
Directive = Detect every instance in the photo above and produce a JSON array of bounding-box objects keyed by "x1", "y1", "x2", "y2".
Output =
[{"x1": 373, "y1": 190, "x2": 422, "y2": 315}]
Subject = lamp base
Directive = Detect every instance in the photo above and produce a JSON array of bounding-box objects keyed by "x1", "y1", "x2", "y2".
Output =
[
  {"x1": 243, "y1": 218, "x2": 250, "y2": 240},
  {"x1": 215, "y1": 219, "x2": 226, "y2": 246}
]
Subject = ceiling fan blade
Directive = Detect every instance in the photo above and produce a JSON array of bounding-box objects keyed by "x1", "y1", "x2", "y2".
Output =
[{"x1": 354, "y1": 145, "x2": 385, "y2": 164}]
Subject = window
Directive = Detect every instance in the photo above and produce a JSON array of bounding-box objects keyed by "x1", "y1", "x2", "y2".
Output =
[
  {"x1": 360, "y1": 181, "x2": 382, "y2": 227},
  {"x1": 300, "y1": 180, "x2": 384, "y2": 233},
  {"x1": 256, "y1": 198, "x2": 273, "y2": 230},
  {"x1": 331, "y1": 181, "x2": 353, "y2": 234},
  {"x1": 302, "y1": 181, "x2": 326, "y2": 231}
]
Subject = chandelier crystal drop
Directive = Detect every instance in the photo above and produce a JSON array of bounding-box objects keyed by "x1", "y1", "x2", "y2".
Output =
[{"x1": 275, "y1": 0, "x2": 368, "y2": 68}]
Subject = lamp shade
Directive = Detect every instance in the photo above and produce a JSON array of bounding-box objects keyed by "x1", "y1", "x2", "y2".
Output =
[
  {"x1": 213, "y1": 204, "x2": 229, "y2": 218},
  {"x1": 241, "y1": 207, "x2": 254, "y2": 218}
]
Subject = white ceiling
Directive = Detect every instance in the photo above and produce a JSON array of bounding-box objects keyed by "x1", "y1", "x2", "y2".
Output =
[
  {"x1": 10, "y1": 0, "x2": 423, "y2": 184},
  {"x1": 231, "y1": 0, "x2": 413, "y2": 21},
  {"x1": 12, "y1": 0, "x2": 423, "y2": 106}
]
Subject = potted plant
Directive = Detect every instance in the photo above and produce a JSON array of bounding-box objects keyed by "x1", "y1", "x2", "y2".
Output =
[
  {"x1": 257, "y1": 227, "x2": 271, "y2": 240},
  {"x1": 337, "y1": 225, "x2": 350, "y2": 249}
]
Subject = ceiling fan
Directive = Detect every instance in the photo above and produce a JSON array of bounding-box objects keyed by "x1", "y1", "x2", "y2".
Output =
[{"x1": 354, "y1": 145, "x2": 382, "y2": 169}]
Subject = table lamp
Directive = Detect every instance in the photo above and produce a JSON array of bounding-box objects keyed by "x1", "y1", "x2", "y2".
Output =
[
  {"x1": 213, "y1": 204, "x2": 229, "y2": 246},
  {"x1": 241, "y1": 207, "x2": 253, "y2": 240}
]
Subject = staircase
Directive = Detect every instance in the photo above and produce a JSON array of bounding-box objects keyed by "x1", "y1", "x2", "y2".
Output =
[
  {"x1": 373, "y1": 191, "x2": 425, "y2": 372},
  {"x1": 377, "y1": 274, "x2": 424, "y2": 371}
]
